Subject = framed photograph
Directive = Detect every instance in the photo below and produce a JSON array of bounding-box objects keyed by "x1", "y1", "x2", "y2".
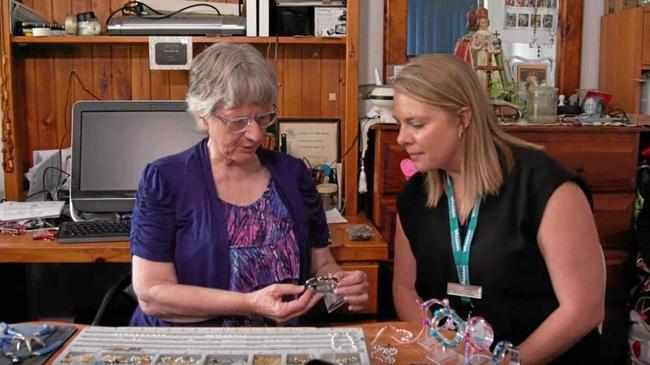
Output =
[
  {"x1": 542, "y1": 14, "x2": 554, "y2": 28},
  {"x1": 517, "y1": 13, "x2": 529, "y2": 27},
  {"x1": 276, "y1": 118, "x2": 340, "y2": 167},
  {"x1": 504, "y1": 13, "x2": 517, "y2": 28},
  {"x1": 516, "y1": 64, "x2": 548, "y2": 87},
  {"x1": 531, "y1": 14, "x2": 541, "y2": 28}
]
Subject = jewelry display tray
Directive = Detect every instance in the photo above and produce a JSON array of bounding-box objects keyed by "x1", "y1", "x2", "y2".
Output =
[{"x1": 53, "y1": 326, "x2": 371, "y2": 365}]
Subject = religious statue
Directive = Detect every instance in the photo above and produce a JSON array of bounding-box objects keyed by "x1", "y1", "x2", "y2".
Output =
[{"x1": 454, "y1": 7, "x2": 513, "y2": 101}]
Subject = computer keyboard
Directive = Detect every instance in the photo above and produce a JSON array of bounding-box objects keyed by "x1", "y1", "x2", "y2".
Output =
[{"x1": 57, "y1": 220, "x2": 131, "y2": 243}]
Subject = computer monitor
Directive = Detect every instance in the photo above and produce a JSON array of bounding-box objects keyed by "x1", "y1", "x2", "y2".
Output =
[{"x1": 70, "y1": 100, "x2": 205, "y2": 215}]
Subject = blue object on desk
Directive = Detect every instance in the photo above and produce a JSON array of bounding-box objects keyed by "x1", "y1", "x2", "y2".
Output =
[{"x1": 0, "y1": 323, "x2": 75, "y2": 365}]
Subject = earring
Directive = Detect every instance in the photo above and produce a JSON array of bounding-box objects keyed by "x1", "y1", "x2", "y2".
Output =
[{"x1": 458, "y1": 129, "x2": 464, "y2": 140}]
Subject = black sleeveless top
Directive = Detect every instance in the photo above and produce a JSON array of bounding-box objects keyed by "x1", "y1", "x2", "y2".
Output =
[{"x1": 397, "y1": 145, "x2": 600, "y2": 363}]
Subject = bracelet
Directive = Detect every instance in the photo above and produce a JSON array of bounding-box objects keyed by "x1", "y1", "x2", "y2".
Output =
[
  {"x1": 429, "y1": 305, "x2": 466, "y2": 349},
  {"x1": 464, "y1": 316, "x2": 494, "y2": 352},
  {"x1": 305, "y1": 274, "x2": 338, "y2": 294},
  {"x1": 492, "y1": 341, "x2": 521, "y2": 365},
  {"x1": 420, "y1": 298, "x2": 448, "y2": 319}
]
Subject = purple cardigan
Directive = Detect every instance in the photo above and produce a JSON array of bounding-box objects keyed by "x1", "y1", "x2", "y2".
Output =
[{"x1": 129, "y1": 139, "x2": 330, "y2": 326}]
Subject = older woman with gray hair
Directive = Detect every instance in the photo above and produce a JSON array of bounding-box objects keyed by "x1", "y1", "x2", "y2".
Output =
[{"x1": 129, "y1": 43, "x2": 369, "y2": 326}]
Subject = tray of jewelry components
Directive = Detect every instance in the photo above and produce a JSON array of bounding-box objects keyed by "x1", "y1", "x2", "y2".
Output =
[{"x1": 52, "y1": 326, "x2": 371, "y2": 365}]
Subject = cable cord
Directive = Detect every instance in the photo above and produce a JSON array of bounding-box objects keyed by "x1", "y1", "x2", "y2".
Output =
[
  {"x1": 50, "y1": 70, "x2": 100, "y2": 201},
  {"x1": 105, "y1": 1, "x2": 222, "y2": 28}
]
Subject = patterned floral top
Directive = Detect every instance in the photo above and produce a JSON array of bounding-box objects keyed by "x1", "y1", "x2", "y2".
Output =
[{"x1": 222, "y1": 179, "x2": 300, "y2": 326}]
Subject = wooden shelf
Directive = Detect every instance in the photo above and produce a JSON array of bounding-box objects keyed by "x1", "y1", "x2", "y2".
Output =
[
  {"x1": 11, "y1": 35, "x2": 347, "y2": 45},
  {"x1": 1, "y1": 0, "x2": 358, "y2": 212}
]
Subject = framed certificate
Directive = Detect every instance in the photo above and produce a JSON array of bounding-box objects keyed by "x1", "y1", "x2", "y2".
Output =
[{"x1": 276, "y1": 118, "x2": 340, "y2": 167}]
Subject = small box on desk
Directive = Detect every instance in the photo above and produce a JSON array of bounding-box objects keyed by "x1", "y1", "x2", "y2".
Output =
[
  {"x1": 605, "y1": 0, "x2": 637, "y2": 14},
  {"x1": 314, "y1": 7, "x2": 346, "y2": 37}
]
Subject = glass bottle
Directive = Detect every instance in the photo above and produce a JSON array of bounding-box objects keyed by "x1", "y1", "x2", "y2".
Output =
[{"x1": 76, "y1": 11, "x2": 101, "y2": 36}]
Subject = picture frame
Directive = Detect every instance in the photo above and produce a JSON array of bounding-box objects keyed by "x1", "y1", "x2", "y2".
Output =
[
  {"x1": 516, "y1": 63, "x2": 548, "y2": 88},
  {"x1": 276, "y1": 118, "x2": 340, "y2": 167}
]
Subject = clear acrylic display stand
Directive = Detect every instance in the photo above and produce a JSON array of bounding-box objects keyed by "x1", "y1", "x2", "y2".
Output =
[
  {"x1": 425, "y1": 343, "x2": 462, "y2": 365},
  {"x1": 417, "y1": 333, "x2": 437, "y2": 350}
]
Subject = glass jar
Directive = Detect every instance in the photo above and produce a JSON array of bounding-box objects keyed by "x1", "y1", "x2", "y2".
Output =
[
  {"x1": 316, "y1": 183, "x2": 338, "y2": 211},
  {"x1": 527, "y1": 86, "x2": 558, "y2": 123},
  {"x1": 76, "y1": 11, "x2": 101, "y2": 36}
]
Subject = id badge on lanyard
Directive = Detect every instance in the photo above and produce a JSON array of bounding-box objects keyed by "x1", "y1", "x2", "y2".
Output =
[{"x1": 445, "y1": 174, "x2": 483, "y2": 301}]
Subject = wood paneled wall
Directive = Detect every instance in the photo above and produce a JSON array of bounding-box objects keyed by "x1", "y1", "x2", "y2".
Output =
[{"x1": 16, "y1": 1, "x2": 346, "y2": 167}]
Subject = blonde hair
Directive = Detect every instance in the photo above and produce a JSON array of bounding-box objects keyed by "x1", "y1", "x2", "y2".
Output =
[{"x1": 393, "y1": 54, "x2": 539, "y2": 222}]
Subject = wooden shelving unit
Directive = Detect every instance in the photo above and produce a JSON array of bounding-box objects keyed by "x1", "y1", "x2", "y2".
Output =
[
  {"x1": 12, "y1": 35, "x2": 347, "y2": 45},
  {"x1": 0, "y1": 1, "x2": 360, "y2": 214}
]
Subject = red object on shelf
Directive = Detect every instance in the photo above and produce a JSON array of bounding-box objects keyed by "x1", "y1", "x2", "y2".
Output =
[{"x1": 585, "y1": 90, "x2": 613, "y2": 109}]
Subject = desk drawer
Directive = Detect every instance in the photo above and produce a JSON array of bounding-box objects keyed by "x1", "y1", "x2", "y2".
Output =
[
  {"x1": 340, "y1": 263, "x2": 379, "y2": 314},
  {"x1": 511, "y1": 131, "x2": 638, "y2": 192},
  {"x1": 593, "y1": 193, "x2": 635, "y2": 250}
]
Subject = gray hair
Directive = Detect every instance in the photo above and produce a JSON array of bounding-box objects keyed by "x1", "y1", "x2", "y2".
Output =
[{"x1": 186, "y1": 43, "x2": 277, "y2": 129}]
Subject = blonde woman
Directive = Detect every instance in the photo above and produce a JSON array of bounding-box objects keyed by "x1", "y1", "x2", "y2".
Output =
[{"x1": 391, "y1": 54, "x2": 604, "y2": 364}]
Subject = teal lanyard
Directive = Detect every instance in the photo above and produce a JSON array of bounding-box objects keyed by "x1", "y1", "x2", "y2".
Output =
[{"x1": 445, "y1": 174, "x2": 481, "y2": 289}]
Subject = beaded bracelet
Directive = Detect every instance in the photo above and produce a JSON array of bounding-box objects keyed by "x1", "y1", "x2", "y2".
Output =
[
  {"x1": 420, "y1": 298, "x2": 465, "y2": 348},
  {"x1": 305, "y1": 274, "x2": 338, "y2": 294},
  {"x1": 369, "y1": 325, "x2": 418, "y2": 363},
  {"x1": 430, "y1": 306, "x2": 466, "y2": 348}
]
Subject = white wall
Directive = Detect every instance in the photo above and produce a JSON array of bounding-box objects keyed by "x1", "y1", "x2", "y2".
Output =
[
  {"x1": 486, "y1": 0, "x2": 558, "y2": 86},
  {"x1": 580, "y1": 0, "x2": 604, "y2": 90}
]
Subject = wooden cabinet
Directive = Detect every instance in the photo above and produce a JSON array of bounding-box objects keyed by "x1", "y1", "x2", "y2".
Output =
[
  {"x1": 368, "y1": 124, "x2": 641, "y2": 251},
  {"x1": 0, "y1": 1, "x2": 360, "y2": 213},
  {"x1": 599, "y1": 7, "x2": 650, "y2": 113},
  {"x1": 367, "y1": 124, "x2": 642, "y2": 360},
  {"x1": 364, "y1": 125, "x2": 407, "y2": 251},
  {"x1": 644, "y1": 11, "x2": 650, "y2": 65},
  {"x1": 506, "y1": 126, "x2": 641, "y2": 250}
]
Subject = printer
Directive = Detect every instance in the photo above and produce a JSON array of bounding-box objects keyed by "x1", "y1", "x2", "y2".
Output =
[{"x1": 107, "y1": 14, "x2": 246, "y2": 36}]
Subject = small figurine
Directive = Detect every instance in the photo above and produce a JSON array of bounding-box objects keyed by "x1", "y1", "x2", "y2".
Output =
[
  {"x1": 558, "y1": 94, "x2": 566, "y2": 106},
  {"x1": 454, "y1": 7, "x2": 513, "y2": 100}
]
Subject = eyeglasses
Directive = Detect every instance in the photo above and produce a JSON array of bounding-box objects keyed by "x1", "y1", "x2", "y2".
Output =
[{"x1": 212, "y1": 106, "x2": 279, "y2": 133}]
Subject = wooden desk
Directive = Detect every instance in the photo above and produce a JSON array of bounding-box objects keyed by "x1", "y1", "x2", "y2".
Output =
[
  {"x1": 39, "y1": 321, "x2": 430, "y2": 365},
  {"x1": 0, "y1": 215, "x2": 387, "y2": 264},
  {"x1": 0, "y1": 215, "x2": 388, "y2": 313}
]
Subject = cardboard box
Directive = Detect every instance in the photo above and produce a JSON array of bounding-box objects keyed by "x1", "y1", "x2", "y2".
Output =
[
  {"x1": 314, "y1": 7, "x2": 346, "y2": 37},
  {"x1": 614, "y1": 0, "x2": 638, "y2": 12}
]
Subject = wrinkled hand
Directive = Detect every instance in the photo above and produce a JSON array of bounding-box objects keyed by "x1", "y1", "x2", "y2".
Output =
[
  {"x1": 247, "y1": 284, "x2": 322, "y2": 324},
  {"x1": 334, "y1": 270, "x2": 369, "y2": 311}
]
